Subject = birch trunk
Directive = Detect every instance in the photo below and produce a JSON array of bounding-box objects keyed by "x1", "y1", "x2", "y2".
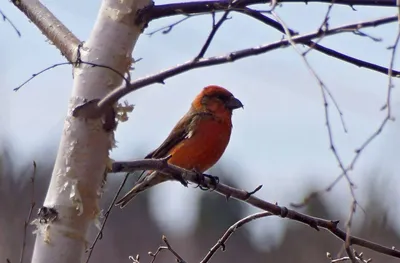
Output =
[{"x1": 31, "y1": 0, "x2": 150, "y2": 262}]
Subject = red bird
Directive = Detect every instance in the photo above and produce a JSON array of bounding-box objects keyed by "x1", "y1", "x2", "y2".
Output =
[{"x1": 116, "y1": 85, "x2": 243, "y2": 208}]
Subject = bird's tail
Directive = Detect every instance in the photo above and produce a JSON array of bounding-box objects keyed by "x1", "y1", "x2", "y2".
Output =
[{"x1": 115, "y1": 171, "x2": 166, "y2": 208}]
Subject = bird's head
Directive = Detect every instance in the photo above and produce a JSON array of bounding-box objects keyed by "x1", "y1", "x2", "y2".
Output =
[{"x1": 192, "y1": 85, "x2": 243, "y2": 116}]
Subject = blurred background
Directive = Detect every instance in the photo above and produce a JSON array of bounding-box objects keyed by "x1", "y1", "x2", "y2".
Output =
[{"x1": 1, "y1": 0, "x2": 400, "y2": 262}]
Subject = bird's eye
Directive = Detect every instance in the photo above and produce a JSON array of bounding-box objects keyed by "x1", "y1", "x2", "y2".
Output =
[{"x1": 216, "y1": 94, "x2": 229, "y2": 101}]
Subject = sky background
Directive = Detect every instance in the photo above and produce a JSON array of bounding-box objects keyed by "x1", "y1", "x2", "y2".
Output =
[{"x1": 1, "y1": 0, "x2": 400, "y2": 250}]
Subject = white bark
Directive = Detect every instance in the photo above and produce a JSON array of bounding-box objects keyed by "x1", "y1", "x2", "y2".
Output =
[{"x1": 30, "y1": 0, "x2": 150, "y2": 262}]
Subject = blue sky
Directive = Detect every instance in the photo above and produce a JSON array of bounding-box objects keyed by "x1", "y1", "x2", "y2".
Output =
[{"x1": 1, "y1": 0, "x2": 400, "y2": 249}]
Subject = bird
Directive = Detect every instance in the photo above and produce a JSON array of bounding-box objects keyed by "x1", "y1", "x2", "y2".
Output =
[{"x1": 115, "y1": 85, "x2": 243, "y2": 208}]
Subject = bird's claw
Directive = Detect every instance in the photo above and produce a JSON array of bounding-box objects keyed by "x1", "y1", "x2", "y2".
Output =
[{"x1": 193, "y1": 169, "x2": 219, "y2": 191}]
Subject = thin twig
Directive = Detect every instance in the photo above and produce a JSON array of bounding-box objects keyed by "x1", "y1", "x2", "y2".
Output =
[
  {"x1": 292, "y1": 12, "x2": 400, "y2": 208},
  {"x1": 239, "y1": 8, "x2": 400, "y2": 76},
  {"x1": 111, "y1": 158, "x2": 400, "y2": 260},
  {"x1": 146, "y1": 15, "x2": 195, "y2": 36},
  {"x1": 272, "y1": 11, "x2": 354, "y2": 188},
  {"x1": 200, "y1": 212, "x2": 272, "y2": 263},
  {"x1": 196, "y1": 11, "x2": 230, "y2": 59},
  {"x1": 0, "y1": 8, "x2": 21, "y2": 37},
  {"x1": 302, "y1": 0, "x2": 334, "y2": 55},
  {"x1": 148, "y1": 236, "x2": 186, "y2": 263},
  {"x1": 353, "y1": 30, "x2": 383, "y2": 42},
  {"x1": 73, "y1": 15, "x2": 398, "y2": 119},
  {"x1": 329, "y1": 248, "x2": 373, "y2": 262},
  {"x1": 345, "y1": 247, "x2": 359, "y2": 263},
  {"x1": 273, "y1": 13, "x2": 361, "y2": 249},
  {"x1": 13, "y1": 61, "x2": 130, "y2": 92},
  {"x1": 19, "y1": 161, "x2": 36, "y2": 263},
  {"x1": 84, "y1": 173, "x2": 131, "y2": 263}
]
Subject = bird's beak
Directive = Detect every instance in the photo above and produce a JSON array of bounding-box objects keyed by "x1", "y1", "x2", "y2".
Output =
[{"x1": 225, "y1": 96, "x2": 244, "y2": 110}]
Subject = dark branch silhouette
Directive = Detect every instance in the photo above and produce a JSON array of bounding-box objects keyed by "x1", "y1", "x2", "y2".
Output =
[
  {"x1": 0, "y1": 8, "x2": 21, "y2": 36},
  {"x1": 137, "y1": 0, "x2": 396, "y2": 23},
  {"x1": 19, "y1": 161, "x2": 36, "y2": 263},
  {"x1": 139, "y1": 2, "x2": 400, "y2": 78},
  {"x1": 71, "y1": 15, "x2": 398, "y2": 119},
  {"x1": 111, "y1": 158, "x2": 400, "y2": 260},
  {"x1": 200, "y1": 212, "x2": 273, "y2": 263}
]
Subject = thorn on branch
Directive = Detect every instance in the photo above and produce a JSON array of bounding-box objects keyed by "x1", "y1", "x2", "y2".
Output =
[{"x1": 244, "y1": 184, "x2": 262, "y2": 200}]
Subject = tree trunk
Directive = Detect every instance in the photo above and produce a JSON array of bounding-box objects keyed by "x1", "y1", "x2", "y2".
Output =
[{"x1": 30, "y1": 0, "x2": 150, "y2": 262}]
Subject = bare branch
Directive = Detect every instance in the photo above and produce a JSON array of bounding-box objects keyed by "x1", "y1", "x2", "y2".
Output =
[
  {"x1": 111, "y1": 158, "x2": 400, "y2": 260},
  {"x1": 14, "y1": 60, "x2": 130, "y2": 93},
  {"x1": 0, "y1": 8, "x2": 21, "y2": 36},
  {"x1": 239, "y1": 8, "x2": 400, "y2": 78},
  {"x1": 346, "y1": 247, "x2": 359, "y2": 263},
  {"x1": 140, "y1": 1, "x2": 400, "y2": 77},
  {"x1": 84, "y1": 172, "x2": 131, "y2": 263},
  {"x1": 272, "y1": 11, "x2": 362, "y2": 252},
  {"x1": 200, "y1": 212, "x2": 272, "y2": 263},
  {"x1": 147, "y1": 236, "x2": 186, "y2": 263},
  {"x1": 11, "y1": 0, "x2": 80, "y2": 62},
  {"x1": 196, "y1": 11, "x2": 230, "y2": 59},
  {"x1": 19, "y1": 161, "x2": 36, "y2": 263},
  {"x1": 292, "y1": 19, "x2": 400, "y2": 208},
  {"x1": 146, "y1": 15, "x2": 194, "y2": 36},
  {"x1": 73, "y1": 15, "x2": 398, "y2": 119},
  {"x1": 138, "y1": 0, "x2": 397, "y2": 23}
]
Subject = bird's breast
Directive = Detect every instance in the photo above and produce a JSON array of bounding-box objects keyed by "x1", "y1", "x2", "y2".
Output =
[{"x1": 168, "y1": 118, "x2": 232, "y2": 172}]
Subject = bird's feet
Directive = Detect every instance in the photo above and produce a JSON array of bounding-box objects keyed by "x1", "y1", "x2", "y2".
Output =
[{"x1": 193, "y1": 169, "x2": 219, "y2": 191}]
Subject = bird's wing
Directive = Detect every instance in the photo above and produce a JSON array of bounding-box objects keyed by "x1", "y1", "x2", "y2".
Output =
[
  {"x1": 140, "y1": 111, "x2": 214, "y2": 186},
  {"x1": 145, "y1": 111, "x2": 214, "y2": 159},
  {"x1": 116, "y1": 111, "x2": 214, "y2": 208}
]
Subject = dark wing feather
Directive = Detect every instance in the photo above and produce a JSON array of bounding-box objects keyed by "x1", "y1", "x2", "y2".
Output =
[
  {"x1": 145, "y1": 111, "x2": 195, "y2": 159},
  {"x1": 135, "y1": 111, "x2": 196, "y2": 183}
]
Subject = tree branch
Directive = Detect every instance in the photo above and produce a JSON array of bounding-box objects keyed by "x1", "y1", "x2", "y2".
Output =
[
  {"x1": 72, "y1": 15, "x2": 398, "y2": 119},
  {"x1": 140, "y1": 2, "x2": 400, "y2": 77},
  {"x1": 200, "y1": 212, "x2": 272, "y2": 263},
  {"x1": 11, "y1": 0, "x2": 80, "y2": 62},
  {"x1": 111, "y1": 158, "x2": 400, "y2": 260},
  {"x1": 196, "y1": 11, "x2": 231, "y2": 59},
  {"x1": 137, "y1": 0, "x2": 396, "y2": 23},
  {"x1": 0, "y1": 8, "x2": 21, "y2": 36},
  {"x1": 19, "y1": 161, "x2": 37, "y2": 263},
  {"x1": 238, "y1": 8, "x2": 400, "y2": 77}
]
